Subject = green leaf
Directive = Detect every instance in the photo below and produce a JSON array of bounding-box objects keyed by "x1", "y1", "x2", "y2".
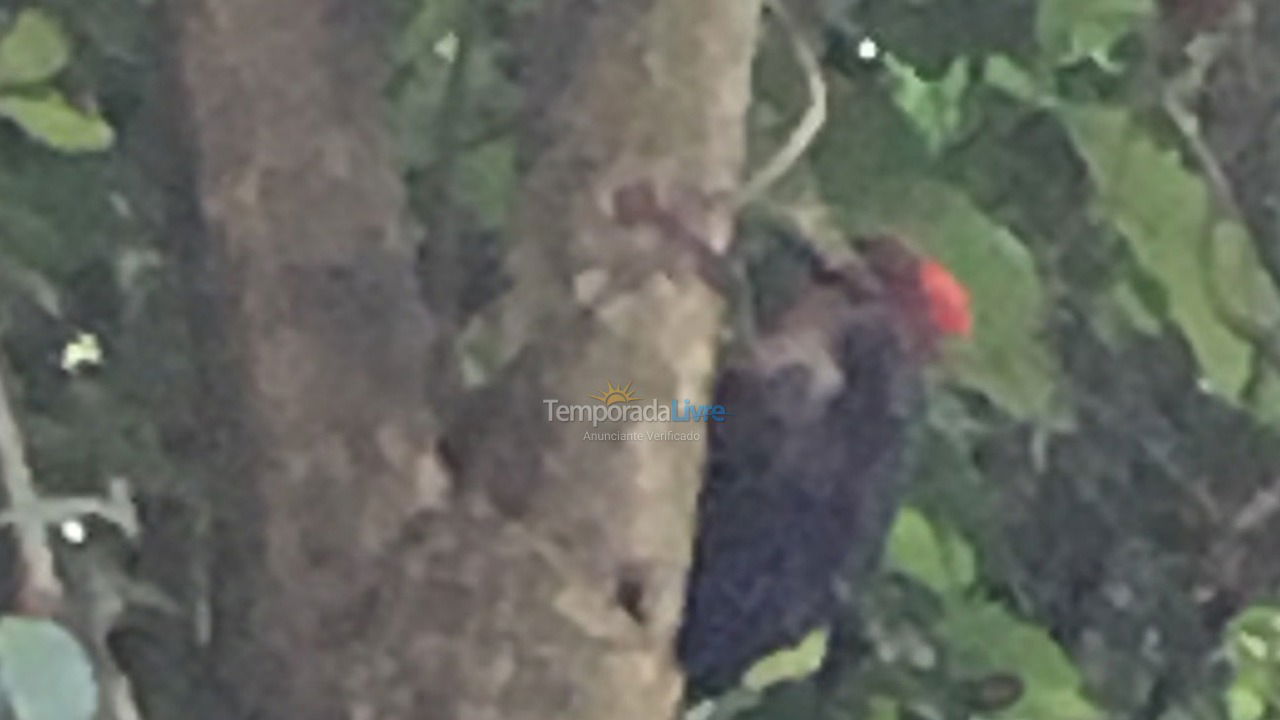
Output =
[
  {"x1": 1227, "y1": 685, "x2": 1266, "y2": 720},
  {"x1": 1036, "y1": 0, "x2": 1154, "y2": 66},
  {"x1": 0, "y1": 617, "x2": 97, "y2": 720},
  {"x1": 912, "y1": 188, "x2": 1060, "y2": 422},
  {"x1": 1225, "y1": 608, "x2": 1280, "y2": 720},
  {"x1": 392, "y1": 0, "x2": 462, "y2": 68},
  {"x1": 1061, "y1": 104, "x2": 1280, "y2": 398},
  {"x1": 0, "y1": 10, "x2": 70, "y2": 87},
  {"x1": 1228, "y1": 606, "x2": 1280, "y2": 661},
  {"x1": 885, "y1": 57, "x2": 969, "y2": 154},
  {"x1": 741, "y1": 629, "x2": 828, "y2": 691},
  {"x1": 844, "y1": 181, "x2": 1061, "y2": 420},
  {"x1": 886, "y1": 507, "x2": 976, "y2": 595},
  {"x1": 816, "y1": 82, "x2": 1059, "y2": 420},
  {"x1": 940, "y1": 602, "x2": 1094, "y2": 720},
  {"x1": 456, "y1": 138, "x2": 517, "y2": 224},
  {"x1": 0, "y1": 91, "x2": 114, "y2": 152},
  {"x1": 733, "y1": 682, "x2": 820, "y2": 720},
  {"x1": 1110, "y1": 281, "x2": 1163, "y2": 337},
  {"x1": 983, "y1": 55, "x2": 1049, "y2": 105},
  {"x1": 813, "y1": 80, "x2": 932, "y2": 211},
  {"x1": 867, "y1": 695, "x2": 900, "y2": 720},
  {"x1": 1247, "y1": 370, "x2": 1280, "y2": 430}
]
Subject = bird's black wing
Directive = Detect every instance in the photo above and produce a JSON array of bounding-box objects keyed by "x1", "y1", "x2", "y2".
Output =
[{"x1": 677, "y1": 317, "x2": 920, "y2": 695}]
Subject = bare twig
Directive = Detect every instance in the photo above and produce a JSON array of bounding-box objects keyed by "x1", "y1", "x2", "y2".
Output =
[
  {"x1": 0, "y1": 364, "x2": 140, "y2": 617},
  {"x1": 0, "y1": 477, "x2": 139, "y2": 538},
  {"x1": 0, "y1": 366, "x2": 62, "y2": 610},
  {"x1": 1229, "y1": 476, "x2": 1280, "y2": 536},
  {"x1": 734, "y1": 0, "x2": 828, "y2": 208}
]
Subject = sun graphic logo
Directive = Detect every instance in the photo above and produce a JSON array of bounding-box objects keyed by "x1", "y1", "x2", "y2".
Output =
[{"x1": 591, "y1": 382, "x2": 641, "y2": 406}]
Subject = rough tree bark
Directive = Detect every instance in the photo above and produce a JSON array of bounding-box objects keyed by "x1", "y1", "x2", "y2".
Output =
[
  {"x1": 165, "y1": 1, "x2": 443, "y2": 717},
  {"x1": 428, "y1": 1, "x2": 762, "y2": 717},
  {"x1": 165, "y1": 0, "x2": 761, "y2": 718}
]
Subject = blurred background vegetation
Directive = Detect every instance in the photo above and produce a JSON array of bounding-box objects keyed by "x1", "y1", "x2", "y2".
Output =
[{"x1": 0, "y1": 0, "x2": 1278, "y2": 719}]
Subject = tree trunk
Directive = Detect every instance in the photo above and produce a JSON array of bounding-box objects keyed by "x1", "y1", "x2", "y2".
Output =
[
  {"x1": 429, "y1": 1, "x2": 762, "y2": 717},
  {"x1": 165, "y1": 0, "x2": 761, "y2": 717},
  {"x1": 165, "y1": 1, "x2": 441, "y2": 717}
]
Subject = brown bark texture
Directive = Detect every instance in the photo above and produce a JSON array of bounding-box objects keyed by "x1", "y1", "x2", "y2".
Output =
[
  {"x1": 165, "y1": 0, "x2": 761, "y2": 717},
  {"x1": 165, "y1": 0, "x2": 441, "y2": 717}
]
